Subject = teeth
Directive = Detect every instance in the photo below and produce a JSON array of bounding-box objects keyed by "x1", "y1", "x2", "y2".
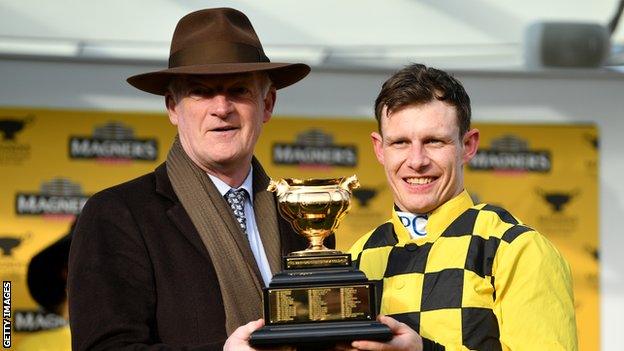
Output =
[{"x1": 405, "y1": 177, "x2": 433, "y2": 185}]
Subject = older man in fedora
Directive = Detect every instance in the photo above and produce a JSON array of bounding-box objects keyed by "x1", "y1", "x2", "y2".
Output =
[{"x1": 68, "y1": 8, "x2": 317, "y2": 350}]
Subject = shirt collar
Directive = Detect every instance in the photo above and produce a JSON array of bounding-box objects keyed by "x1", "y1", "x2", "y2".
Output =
[
  {"x1": 207, "y1": 168, "x2": 254, "y2": 202},
  {"x1": 391, "y1": 190, "x2": 474, "y2": 244}
]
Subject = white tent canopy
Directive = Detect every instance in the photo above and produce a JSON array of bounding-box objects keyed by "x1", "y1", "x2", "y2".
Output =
[{"x1": 1, "y1": 0, "x2": 622, "y2": 69}]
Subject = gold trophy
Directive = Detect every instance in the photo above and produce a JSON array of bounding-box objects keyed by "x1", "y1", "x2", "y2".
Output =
[{"x1": 249, "y1": 176, "x2": 391, "y2": 347}]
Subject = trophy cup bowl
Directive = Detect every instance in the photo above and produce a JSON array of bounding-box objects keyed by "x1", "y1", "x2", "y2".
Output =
[{"x1": 268, "y1": 175, "x2": 360, "y2": 256}]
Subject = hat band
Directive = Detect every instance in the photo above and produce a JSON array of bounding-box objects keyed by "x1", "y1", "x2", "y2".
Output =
[{"x1": 169, "y1": 41, "x2": 270, "y2": 68}]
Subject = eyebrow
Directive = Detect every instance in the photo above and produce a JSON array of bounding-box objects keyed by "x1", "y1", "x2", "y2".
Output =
[{"x1": 383, "y1": 134, "x2": 409, "y2": 143}]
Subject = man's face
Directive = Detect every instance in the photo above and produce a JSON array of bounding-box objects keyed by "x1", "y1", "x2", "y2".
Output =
[
  {"x1": 371, "y1": 100, "x2": 479, "y2": 214},
  {"x1": 166, "y1": 73, "x2": 275, "y2": 174}
]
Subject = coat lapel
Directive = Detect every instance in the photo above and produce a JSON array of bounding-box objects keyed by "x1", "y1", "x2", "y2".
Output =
[{"x1": 156, "y1": 164, "x2": 211, "y2": 260}]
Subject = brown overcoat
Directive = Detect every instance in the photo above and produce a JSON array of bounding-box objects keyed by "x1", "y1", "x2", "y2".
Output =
[{"x1": 68, "y1": 163, "x2": 315, "y2": 350}]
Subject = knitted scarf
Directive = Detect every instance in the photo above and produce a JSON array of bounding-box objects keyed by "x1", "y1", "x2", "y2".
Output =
[{"x1": 166, "y1": 137, "x2": 281, "y2": 335}]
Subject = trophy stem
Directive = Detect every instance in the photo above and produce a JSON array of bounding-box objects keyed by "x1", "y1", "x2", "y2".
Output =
[
  {"x1": 309, "y1": 236, "x2": 325, "y2": 250},
  {"x1": 290, "y1": 235, "x2": 342, "y2": 256}
]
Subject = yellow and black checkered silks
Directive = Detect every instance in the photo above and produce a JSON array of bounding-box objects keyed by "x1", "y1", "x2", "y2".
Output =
[{"x1": 349, "y1": 191, "x2": 577, "y2": 350}]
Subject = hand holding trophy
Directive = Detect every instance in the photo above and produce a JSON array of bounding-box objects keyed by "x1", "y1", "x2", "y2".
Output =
[{"x1": 249, "y1": 175, "x2": 391, "y2": 348}]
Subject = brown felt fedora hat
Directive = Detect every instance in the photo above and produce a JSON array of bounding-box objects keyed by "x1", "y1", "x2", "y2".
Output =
[{"x1": 127, "y1": 8, "x2": 310, "y2": 95}]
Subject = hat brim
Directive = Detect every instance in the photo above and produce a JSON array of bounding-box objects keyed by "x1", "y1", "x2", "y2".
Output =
[{"x1": 127, "y1": 62, "x2": 310, "y2": 96}]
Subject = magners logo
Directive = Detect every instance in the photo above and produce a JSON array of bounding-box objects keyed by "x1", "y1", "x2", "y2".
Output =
[
  {"x1": 15, "y1": 178, "x2": 89, "y2": 216},
  {"x1": 469, "y1": 134, "x2": 551, "y2": 172},
  {"x1": 13, "y1": 310, "x2": 67, "y2": 332},
  {"x1": 272, "y1": 129, "x2": 357, "y2": 167},
  {"x1": 69, "y1": 121, "x2": 158, "y2": 161}
]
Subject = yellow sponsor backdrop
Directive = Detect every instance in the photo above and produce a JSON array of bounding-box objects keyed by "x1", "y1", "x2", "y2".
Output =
[{"x1": 0, "y1": 108, "x2": 597, "y2": 350}]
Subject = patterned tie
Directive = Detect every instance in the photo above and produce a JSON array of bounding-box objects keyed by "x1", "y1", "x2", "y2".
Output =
[{"x1": 225, "y1": 188, "x2": 248, "y2": 234}]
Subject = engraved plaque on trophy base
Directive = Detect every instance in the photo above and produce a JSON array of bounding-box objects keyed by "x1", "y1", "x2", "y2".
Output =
[{"x1": 249, "y1": 255, "x2": 392, "y2": 347}]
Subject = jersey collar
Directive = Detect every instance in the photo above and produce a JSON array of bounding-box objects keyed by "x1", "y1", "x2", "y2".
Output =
[{"x1": 391, "y1": 190, "x2": 475, "y2": 245}]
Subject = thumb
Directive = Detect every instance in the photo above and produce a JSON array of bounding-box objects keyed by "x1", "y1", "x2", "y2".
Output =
[
  {"x1": 378, "y1": 315, "x2": 405, "y2": 333},
  {"x1": 233, "y1": 318, "x2": 265, "y2": 339}
]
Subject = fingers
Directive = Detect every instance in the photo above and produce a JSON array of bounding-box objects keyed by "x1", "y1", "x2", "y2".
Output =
[
  {"x1": 352, "y1": 315, "x2": 422, "y2": 351},
  {"x1": 333, "y1": 342, "x2": 359, "y2": 351},
  {"x1": 256, "y1": 344, "x2": 295, "y2": 351},
  {"x1": 267, "y1": 346, "x2": 295, "y2": 351},
  {"x1": 351, "y1": 340, "x2": 390, "y2": 350}
]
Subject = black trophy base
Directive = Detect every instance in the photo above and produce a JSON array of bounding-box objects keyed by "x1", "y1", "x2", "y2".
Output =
[
  {"x1": 249, "y1": 251, "x2": 392, "y2": 347},
  {"x1": 249, "y1": 320, "x2": 392, "y2": 347}
]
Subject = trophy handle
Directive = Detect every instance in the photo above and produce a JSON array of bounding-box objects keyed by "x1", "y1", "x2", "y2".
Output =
[
  {"x1": 339, "y1": 175, "x2": 360, "y2": 192},
  {"x1": 267, "y1": 179, "x2": 278, "y2": 192},
  {"x1": 268, "y1": 179, "x2": 290, "y2": 197}
]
